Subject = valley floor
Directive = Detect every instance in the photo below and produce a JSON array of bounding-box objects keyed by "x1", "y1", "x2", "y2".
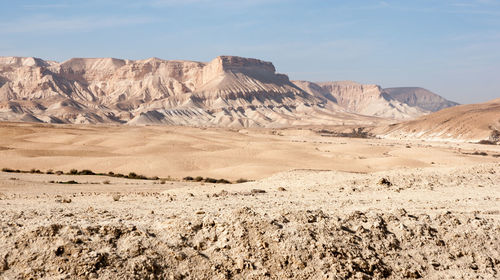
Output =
[{"x1": 0, "y1": 122, "x2": 499, "y2": 279}]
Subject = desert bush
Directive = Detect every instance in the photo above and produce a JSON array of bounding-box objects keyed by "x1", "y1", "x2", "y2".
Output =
[
  {"x1": 236, "y1": 178, "x2": 249, "y2": 183},
  {"x1": 2, "y1": 168, "x2": 16, "y2": 173},
  {"x1": 317, "y1": 127, "x2": 374, "y2": 139},
  {"x1": 216, "y1": 178, "x2": 231, "y2": 184},
  {"x1": 478, "y1": 140, "x2": 496, "y2": 145},
  {"x1": 194, "y1": 176, "x2": 203, "y2": 182},
  {"x1": 69, "y1": 169, "x2": 78, "y2": 175},
  {"x1": 78, "y1": 169, "x2": 95, "y2": 175},
  {"x1": 55, "y1": 170, "x2": 64, "y2": 175},
  {"x1": 112, "y1": 194, "x2": 121, "y2": 201},
  {"x1": 103, "y1": 180, "x2": 110, "y2": 185},
  {"x1": 58, "y1": 180, "x2": 78, "y2": 184},
  {"x1": 126, "y1": 172, "x2": 148, "y2": 180},
  {"x1": 204, "y1": 178, "x2": 217, "y2": 183},
  {"x1": 183, "y1": 176, "x2": 194, "y2": 181},
  {"x1": 30, "y1": 169, "x2": 42, "y2": 174},
  {"x1": 46, "y1": 169, "x2": 54, "y2": 174}
]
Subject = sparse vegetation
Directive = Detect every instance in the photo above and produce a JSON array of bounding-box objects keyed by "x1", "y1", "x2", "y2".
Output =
[
  {"x1": 236, "y1": 178, "x2": 249, "y2": 183},
  {"x1": 478, "y1": 128, "x2": 500, "y2": 145},
  {"x1": 57, "y1": 180, "x2": 79, "y2": 184},
  {"x1": 216, "y1": 179, "x2": 231, "y2": 184},
  {"x1": 464, "y1": 151, "x2": 488, "y2": 156},
  {"x1": 194, "y1": 176, "x2": 204, "y2": 182},
  {"x1": 127, "y1": 172, "x2": 148, "y2": 180},
  {"x1": 184, "y1": 176, "x2": 234, "y2": 184},
  {"x1": 317, "y1": 127, "x2": 374, "y2": 139},
  {"x1": 1, "y1": 167, "x2": 242, "y2": 184},
  {"x1": 477, "y1": 140, "x2": 496, "y2": 145},
  {"x1": 78, "y1": 169, "x2": 95, "y2": 175},
  {"x1": 204, "y1": 177, "x2": 217, "y2": 183}
]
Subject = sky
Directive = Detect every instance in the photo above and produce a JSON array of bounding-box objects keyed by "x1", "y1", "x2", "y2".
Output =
[{"x1": 1, "y1": 0, "x2": 499, "y2": 104}]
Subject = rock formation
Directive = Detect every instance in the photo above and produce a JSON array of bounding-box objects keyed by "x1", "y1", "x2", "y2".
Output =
[
  {"x1": 293, "y1": 81, "x2": 430, "y2": 119},
  {"x1": 0, "y1": 55, "x2": 454, "y2": 127}
]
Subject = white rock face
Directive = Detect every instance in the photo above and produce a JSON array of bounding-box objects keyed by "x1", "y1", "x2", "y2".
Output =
[{"x1": 0, "y1": 55, "x2": 431, "y2": 126}]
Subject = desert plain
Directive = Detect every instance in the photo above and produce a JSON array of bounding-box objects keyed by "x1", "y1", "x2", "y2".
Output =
[{"x1": 0, "y1": 122, "x2": 499, "y2": 279}]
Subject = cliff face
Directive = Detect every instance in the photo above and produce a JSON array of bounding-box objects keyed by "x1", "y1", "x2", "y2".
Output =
[
  {"x1": 0, "y1": 55, "x2": 329, "y2": 126},
  {"x1": 0, "y1": 55, "x2": 433, "y2": 127},
  {"x1": 293, "y1": 81, "x2": 428, "y2": 119}
]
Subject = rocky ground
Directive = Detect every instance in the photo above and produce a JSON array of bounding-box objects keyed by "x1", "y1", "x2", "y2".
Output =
[{"x1": 0, "y1": 163, "x2": 499, "y2": 279}]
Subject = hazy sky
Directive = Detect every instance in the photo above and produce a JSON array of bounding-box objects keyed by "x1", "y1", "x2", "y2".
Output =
[{"x1": 1, "y1": 0, "x2": 499, "y2": 103}]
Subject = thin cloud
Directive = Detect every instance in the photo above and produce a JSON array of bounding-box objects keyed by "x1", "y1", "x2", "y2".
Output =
[
  {"x1": 22, "y1": 4, "x2": 69, "y2": 9},
  {"x1": 146, "y1": 0, "x2": 283, "y2": 8},
  {"x1": 0, "y1": 16, "x2": 160, "y2": 34}
]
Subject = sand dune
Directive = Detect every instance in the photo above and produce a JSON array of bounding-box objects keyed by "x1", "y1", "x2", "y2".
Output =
[{"x1": 1, "y1": 122, "x2": 498, "y2": 181}]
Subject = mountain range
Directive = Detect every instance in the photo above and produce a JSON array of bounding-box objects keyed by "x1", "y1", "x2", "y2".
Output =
[{"x1": 0, "y1": 55, "x2": 458, "y2": 127}]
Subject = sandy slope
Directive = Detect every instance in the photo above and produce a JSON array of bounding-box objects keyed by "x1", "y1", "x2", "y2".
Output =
[{"x1": 377, "y1": 98, "x2": 500, "y2": 143}]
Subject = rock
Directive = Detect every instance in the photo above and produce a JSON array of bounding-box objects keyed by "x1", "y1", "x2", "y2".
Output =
[
  {"x1": 251, "y1": 189, "x2": 266, "y2": 194},
  {"x1": 378, "y1": 178, "x2": 392, "y2": 187}
]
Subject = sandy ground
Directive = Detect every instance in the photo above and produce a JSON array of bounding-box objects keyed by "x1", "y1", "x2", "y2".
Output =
[
  {"x1": 1, "y1": 122, "x2": 499, "y2": 181},
  {"x1": 0, "y1": 122, "x2": 499, "y2": 279}
]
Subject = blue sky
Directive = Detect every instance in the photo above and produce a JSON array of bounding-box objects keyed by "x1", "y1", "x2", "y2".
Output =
[{"x1": 1, "y1": 0, "x2": 499, "y2": 103}]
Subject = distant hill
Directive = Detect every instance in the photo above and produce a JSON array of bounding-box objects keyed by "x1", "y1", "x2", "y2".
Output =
[
  {"x1": 376, "y1": 98, "x2": 500, "y2": 143},
  {"x1": 382, "y1": 87, "x2": 458, "y2": 112}
]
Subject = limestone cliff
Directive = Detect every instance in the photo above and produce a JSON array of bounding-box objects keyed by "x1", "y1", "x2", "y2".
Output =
[{"x1": 0, "y1": 55, "x2": 432, "y2": 127}]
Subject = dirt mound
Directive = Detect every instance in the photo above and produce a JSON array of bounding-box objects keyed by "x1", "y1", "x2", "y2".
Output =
[{"x1": 1, "y1": 208, "x2": 498, "y2": 279}]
